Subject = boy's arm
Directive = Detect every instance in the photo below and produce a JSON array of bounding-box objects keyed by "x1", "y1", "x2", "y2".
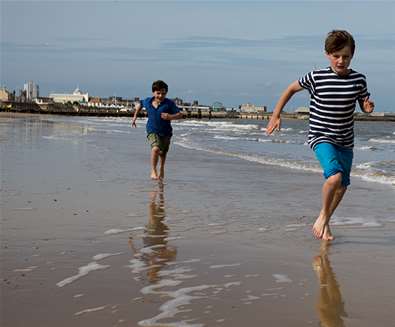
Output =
[
  {"x1": 266, "y1": 80, "x2": 303, "y2": 135},
  {"x1": 359, "y1": 97, "x2": 375, "y2": 113},
  {"x1": 131, "y1": 101, "x2": 142, "y2": 127},
  {"x1": 161, "y1": 111, "x2": 183, "y2": 120},
  {"x1": 161, "y1": 102, "x2": 184, "y2": 120}
]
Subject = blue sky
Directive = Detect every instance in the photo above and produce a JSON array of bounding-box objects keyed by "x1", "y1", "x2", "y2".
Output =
[{"x1": 1, "y1": 1, "x2": 395, "y2": 111}]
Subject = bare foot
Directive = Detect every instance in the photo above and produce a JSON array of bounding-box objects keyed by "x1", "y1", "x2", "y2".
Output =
[
  {"x1": 312, "y1": 213, "x2": 326, "y2": 239},
  {"x1": 150, "y1": 170, "x2": 159, "y2": 180},
  {"x1": 322, "y1": 225, "x2": 335, "y2": 241}
]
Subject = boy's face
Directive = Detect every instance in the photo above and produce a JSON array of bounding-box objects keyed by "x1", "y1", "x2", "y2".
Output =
[
  {"x1": 326, "y1": 46, "x2": 353, "y2": 76},
  {"x1": 153, "y1": 89, "x2": 167, "y2": 102}
]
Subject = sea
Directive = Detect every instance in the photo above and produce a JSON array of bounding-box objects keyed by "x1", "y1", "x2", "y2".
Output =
[
  {"x1": 77, "y1": 116, "x2": 394, "y2": 187},
  {"x1": 173, "y1": 118, "x2": 395, "y2": 187},
  {"x1": 15, "y1": 115, "x2": 394, "y2": 186}
]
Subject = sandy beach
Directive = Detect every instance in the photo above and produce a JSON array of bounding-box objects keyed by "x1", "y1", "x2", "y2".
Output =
[{"x1": 1, "y1": 113, "x2": 395, "y2": 327}]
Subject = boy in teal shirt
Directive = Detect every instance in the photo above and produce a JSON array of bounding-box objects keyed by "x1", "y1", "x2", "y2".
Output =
[{"x1": 132, "y1": 80, "x2": 183, "y2": 180}]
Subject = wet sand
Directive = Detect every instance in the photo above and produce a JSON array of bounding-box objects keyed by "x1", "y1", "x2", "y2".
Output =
[{"x1": 1, "y1": 113, "x2": 395, "y2": 326}]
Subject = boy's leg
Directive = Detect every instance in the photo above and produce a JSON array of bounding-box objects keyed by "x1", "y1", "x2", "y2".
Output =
[
  {"x1": 147, "y1": 134, "x2": 171, "y2": 180},
  {"x1": 313, "y1": 172, "x2": 343, "y2": 240},
  {"x1": 313, "y1": 143, "x2": 352, "y2": 240},
  {"x1": 158, "y1": 136, "x2": 171, "y2": 180},
  {"x1": 150, "y1": 146, "x2": 160, "y2": 180},
  {"x1": 159, "y1": 152, "x2": 167, "y2": 180},
  {"x1": 322, "y1": 186, "x2": 347, "y2": 240}
]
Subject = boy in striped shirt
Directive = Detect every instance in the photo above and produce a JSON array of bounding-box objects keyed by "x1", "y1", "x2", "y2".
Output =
[{"x1": 266, "y1": 30, "x2": 375, "y2": 241}]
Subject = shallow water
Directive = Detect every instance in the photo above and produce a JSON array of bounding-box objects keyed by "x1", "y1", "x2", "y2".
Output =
[{"x1": 2, "y1": 113, "x2": 395, "y2": 327}]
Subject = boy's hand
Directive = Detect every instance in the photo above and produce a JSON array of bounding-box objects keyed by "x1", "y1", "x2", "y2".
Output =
[
  {"x1": 266, "y1": 116, "x2": 281, "y2": 135},
  {"x1": 161, "y1": 113, "x2": 171, "y2": 120},
  {"x1": 363, "y1": 97, "x2": 375, "y2": 113},
  {"x1": 134, "y1": 101, "x2": 142, "y2": 111},
  {"x1": 131, "y1": 119, "x2": 137, "y2": 128}
]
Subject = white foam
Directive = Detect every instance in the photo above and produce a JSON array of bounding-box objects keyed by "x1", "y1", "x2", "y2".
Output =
[
  {"x1": 245, "y1": 274, "x2": 260, "y2": 278},
  {"x1": 104, "y1": 227, "x2": 144, "y2": 235},
  {"x1": 73, "y1": 294, "x2": 84, "y2": 298},
  {"x1": 331, "y1": 216, "x2": 383, "y2": 227},
  {"x1": 57, "y1": 262, "x2": 110, "y2": 287},
  {"x1": 140, "y1": 244, "x2": 166, "y2": 254},
  {"x1": 242, "y1": 295, "x2": 260, "y2": 301},
  {"x1": 140, "y1": 279, "x2": 183, "y2": 295},
  {"x1": 356, "y1": 162, "x2": 373, "y2": 169},
  {"x1": 175, "y1": 139, "x2": 395, "y2": 187},
  {"x1": 356, "y1": 172, "x2": 395, "y2": 186},
  {"x1": 261, "y1": 292, "x2": 278, "y2": 297},
  {"x1": 213, "y1": 135, "x2": 240, "y2": 140},
  {"x1": 224, "y1": 281, "x2": 241, "y2": 288},
  {"x1": 158, "y1": 267, "x2": 195, "y2": 279},
  {"x1": 92, "y1": 252, "x2": 123, "y2": 261},
  {"x1": 74, "y1": 305, "x2": 106, "y2": 316},
  {"x1": 166, "y1": 259, "x2": 201, "y2": 266},
  {"x1": 13, "y1": 266, "x2": 38, "y2": 272},
  {"x1": 273, "y1": 274, "x2": 292, "y2": 283},
  {"x1": 257, "y1": 138, "x2": 271, "y2": 143},
  {"x1": 164, "y1": 236, "x2": 185, "y2": 241},
  {"x1": 356, "y1": 145, "x2": 376, "y2": 151},
  {"x1": 209, "y1": 263, "x2": 241, "y2": 269},
  {"x1": 176, "y1": 120, "x2": 259, "y2": 132},
  {"x1": 139, "y1": 284, "x2": 213, "y2": 327},
  {"x1": 127, "y1": 258, "x2": 147, "y2": 273},
  {"x1": 285, "y1": 223, "x2": 307, "y2": 228},
  {"x1": 368, "y1": 138, "x2": 395, "y2": 144}
]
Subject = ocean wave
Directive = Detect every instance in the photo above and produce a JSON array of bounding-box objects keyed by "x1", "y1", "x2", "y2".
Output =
[
  {"x1": 368, "y1": 138, "x2": 395, "y2": 144},
  {"x1": 175, "y1": 139, "x2": 395, "y2": 186},
  {"x1": 175, "y1": 120, "x2": 259, "y2": 131},
  {"x1": 356, "y1": 162, "x2": 373, "y2": 170},
  {"x1": 175, "y1": 138, "x2": 321, "y2": 173},
  {"x1": 214, "y1": 135, "x2": 254, "y2": 141},
  {"x1": 355, "y1": 145, "x2": 377, "y2": 151},
  {"x1": 331, "y1": 216, "x2": 383, "y2": 227}
]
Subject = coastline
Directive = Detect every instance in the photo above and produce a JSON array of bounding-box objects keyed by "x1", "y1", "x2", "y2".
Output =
[{"x1": 1, "y1": 104, "x2": 395, "y2": 121}]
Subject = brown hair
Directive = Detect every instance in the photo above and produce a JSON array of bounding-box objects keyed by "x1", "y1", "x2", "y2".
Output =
[
  {"x1": 152, "y1": 80, "x2": 168, "y2": 92},
  {"x1": 325, "y1": 30, "x2": 355, "y2": 55}
]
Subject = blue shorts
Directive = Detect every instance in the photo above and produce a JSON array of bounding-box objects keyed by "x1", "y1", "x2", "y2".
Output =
[{"x1": 314, "y1": 142, "x2": 353, "y2": 187}]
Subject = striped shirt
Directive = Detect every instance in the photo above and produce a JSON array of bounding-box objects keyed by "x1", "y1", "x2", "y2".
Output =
[{"x1": 299, "y1": 67, "x2": 369, "y2": 149}]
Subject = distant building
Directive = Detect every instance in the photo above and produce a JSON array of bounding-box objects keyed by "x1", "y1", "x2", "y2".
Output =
[
  {"x1": 49, "y1": 87, "x2": 89, "y2": 104},
  {"x1": 295, "y1": 107, "x2": 309, "y2": 114},
  {"x1": 0, "y1": 87, "x2": 11, "y2": 101},
  {"x1": 173, "y1": 97, "x2": 183, "y2": 106},
  {"x1": 212, "y1": 101, "x2": 226, "y2": 112},
  {"x1": 34, "y1": 97, "x2": 54, "y2": 105},
  {"x1": 178, "y1": 102, "x2": 211, "y2": 113},
  {"x1": 240, "y1": 103, "x2": 267, "y2": 113},
  {"x1": 23, "y1": 80, "x2": 39, "y2": 101}
]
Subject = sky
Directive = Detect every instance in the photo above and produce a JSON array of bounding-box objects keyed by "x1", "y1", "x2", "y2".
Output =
[{"x1": 1, "y1": 1, "x2": 395, "y2": 111}]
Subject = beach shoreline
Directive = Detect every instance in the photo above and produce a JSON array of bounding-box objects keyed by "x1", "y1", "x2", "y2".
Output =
[
  {"x1": 2, "y1": 107, "x2": 395, "y2": 122},
  {"x1": 1, "y1": 113, "x2": 395, "y2": 326}
]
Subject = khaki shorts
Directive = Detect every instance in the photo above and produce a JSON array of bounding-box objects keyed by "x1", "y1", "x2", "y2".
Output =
[{"x1": 147, "y1": 133, "x2": 171, "y2": 154}]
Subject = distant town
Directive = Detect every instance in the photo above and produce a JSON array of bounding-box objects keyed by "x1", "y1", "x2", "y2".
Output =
[
  {"x1": 0, "y1": 80, "x2": 266, "y2": 114},
  {"x1": 1, "y1": 81, "x2": 394, "y2": 121}
]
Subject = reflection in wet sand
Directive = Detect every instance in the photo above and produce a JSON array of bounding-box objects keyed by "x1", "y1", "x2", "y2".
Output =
[
  {"x1": 313, "y1": 242, "x2": 348, "y2": 327},
  {"x1": 129, "y1": 183, "x2": 177, "y2": 282}
]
